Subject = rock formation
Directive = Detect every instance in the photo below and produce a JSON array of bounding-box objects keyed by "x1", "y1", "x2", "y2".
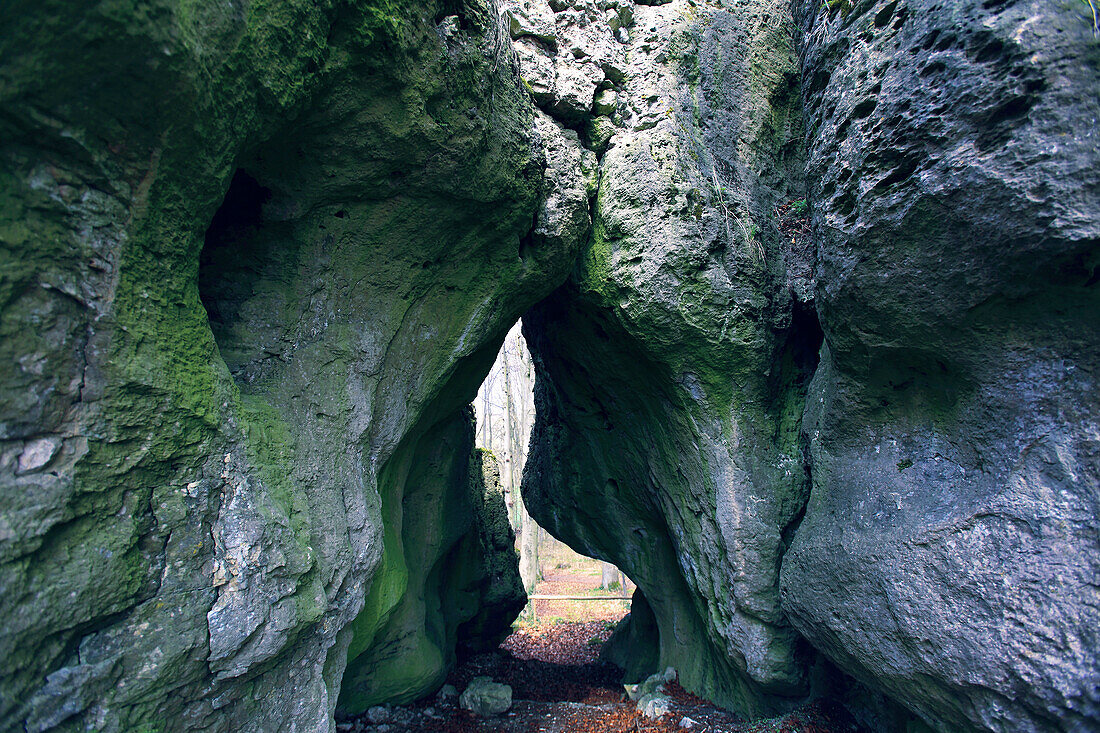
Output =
[
  {"x1": 781, "y1": 1, "x2": 1100, "y2": 730},
  {"x1": 0, "y1": 0, "x2": 1096, "y2": 731},
  {"x1": 337, "y1": 421, "x2": 525, "y2": 715},
  {"x1": 516, "y1": 0, "x2": 819, "y2": 715},
  {"x1": 516, "y1": 0, "x2": 1098, "y2": 730},
  {"x1": 1, "y1": 0, "x2": 571, "y2": 730}
]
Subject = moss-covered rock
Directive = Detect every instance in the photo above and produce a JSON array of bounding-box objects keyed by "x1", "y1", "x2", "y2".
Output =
[
  {"x1": 0, "y1": 1, "x2": 567, "y2": 730},
  {"x1": 5, "y1": 0, "x2": 1096, "y2": 730},
  {"x1": 337, "y1": 423, "x2": 525, "y2": 715},
  {"x1": 601, "y1": 590, "x2": 660, "y2": 684},
  {"x1": 520, "y1": 0, "x2": 818, "y2": 717}
]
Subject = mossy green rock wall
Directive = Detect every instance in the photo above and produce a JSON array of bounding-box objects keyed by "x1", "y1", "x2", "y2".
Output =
[
  {"x1": 516, "y1": 0, "x2": 817, "y2": 717},
  {"x1": 338, "y1": 421, "x2": 524, "y2": 715},
  {"x1": 5, "y1": 0, "x2": 1097, "y2": 730},
  {"x1": 0, "y1": 1, "x2": 568, "y2": 730}
]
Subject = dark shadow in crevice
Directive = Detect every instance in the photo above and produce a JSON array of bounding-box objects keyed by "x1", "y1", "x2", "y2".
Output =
[
  {"x1": 774, "y1": 300, "x2": 824, "y2": 555},
  {"x1": 789, "y1": 301, "x2": 825, "y2": 384},
  {"x1": 198, "y1": 169, "x2": 272, "y2": 344}
]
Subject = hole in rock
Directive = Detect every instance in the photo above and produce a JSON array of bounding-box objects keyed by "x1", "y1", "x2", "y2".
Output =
[
  {"x1": 198, "y1": 169, "x2": 274, "y2": 374},
  {"x1": 851, "y1": 98, "x2": 877, "y2": 119},
  {"x1": 338, "y1": 314, "x2": 855, "y2": 731},
  {"x1": 347, "y1": 316, "x2": 651, "y2": 726},
  {"x1": 873, "y1": 0, "x2": 898, "y2": 28},
  {"x1": 473, "y1": 320, "x2": 635, "y2": 627}
]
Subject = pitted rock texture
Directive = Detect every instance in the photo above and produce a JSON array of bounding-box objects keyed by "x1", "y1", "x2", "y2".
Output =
[
  {"x1": 507, "y1": 0, "x2": 629, "y2": 121},
  {"x1": 0, "y1": 1, "x2": 575, "y2": 730},
  {"x1": 515, "y1": 0, "x2": 818, "y2": 716},
  {"x1": 781, "y1": 1, "x2": 1100, "y2": 732},
  {"x1": 2, "y1": 0, "x2": 1098, "y2": 731}
]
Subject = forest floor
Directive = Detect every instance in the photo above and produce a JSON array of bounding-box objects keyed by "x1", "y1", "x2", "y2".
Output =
[
  {"x1": 526, "y1": 553, "x2": 632, "y2": 625},
  {"x1": 339, "y1": 555, "x2": 862, "y2": 733}
]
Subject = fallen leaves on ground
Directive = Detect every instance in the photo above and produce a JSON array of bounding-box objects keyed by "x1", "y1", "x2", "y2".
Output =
[
  {"x1": 502, "y1": 619, "x2": 614, "y2": 666},
  {"x1": 340, "y1": 622, "x2": 863, "y2": 733}
]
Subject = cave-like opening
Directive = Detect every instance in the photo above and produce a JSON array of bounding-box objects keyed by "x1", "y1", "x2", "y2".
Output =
[
  {"x1": 197, "y1": 168, "x2": 276, "y2": 375},
  {"x1": 473, "y1": 320, "x2": 635, "y2": 626}
]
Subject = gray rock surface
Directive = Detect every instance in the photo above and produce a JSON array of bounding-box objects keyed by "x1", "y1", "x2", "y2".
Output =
[
  {"x1": 516, "y1": 0, "x2": 815, "y2": 716},
  {"x1": 507, "y1": 0, "x2": 629, "y2": 121},
  {"x1": 2, "y1": 0, "x2": 1098, "y2": 730},
  {"x1": 780, "y1": 1, "x2": 1100, "y2": 731},
  {"x1": 0, "y1": 0, "x2": 570, "y2": 730},
  {"x1": 459, "y1": 676, "x2": 514, "y2": 716},
  {"x1": 516, "y1": 0, "x2": 1099, "y2": 729}
]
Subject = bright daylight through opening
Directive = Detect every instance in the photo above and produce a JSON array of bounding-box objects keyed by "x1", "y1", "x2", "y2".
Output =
[{"x1": 474, "y1": 321, "x2": 635, "y2": 626}]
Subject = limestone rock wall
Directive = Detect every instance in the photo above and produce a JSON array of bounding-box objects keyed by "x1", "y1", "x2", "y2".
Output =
[
  {"x1": 516, "y1": 0, "x2": 1099, "y2": 730},
  {"x1": 338, "y1": 418, "x2": 524, "y2": 715},
  {"x1": 0, "y1": 1, "x2": 574, "y2": 730},
  {"x1": 512, "y1": 0, "x2": 819, "y2": 716},
  {"x1": 781, "y1": 1, "x2": 1100, "y2": 731},
  {"x1": 2, "y1": 0, "x2": 1097, "y2": 730}
]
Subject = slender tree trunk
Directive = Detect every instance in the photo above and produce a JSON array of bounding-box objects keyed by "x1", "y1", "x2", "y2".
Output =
[
  {"x1": 474, "y1": 322, "x2": 541, "y2": 591},
  {"x1": 519, "y1": 502, "x2": 539, "y2": 591},
  {"x1": 481, "y1": 373, "x2": 492, "y2": 447},
  {"x1": 502, "y1": 332, "x2": 541, "y2": 591}
]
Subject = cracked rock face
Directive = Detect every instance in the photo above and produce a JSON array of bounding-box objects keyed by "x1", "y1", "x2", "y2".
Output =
[
  {"x1": 507, "y1": 0, "x2": 629, "y2": 121},
  {"x1": 511, "y1": 0, "x2": 817, "y2": 716}
]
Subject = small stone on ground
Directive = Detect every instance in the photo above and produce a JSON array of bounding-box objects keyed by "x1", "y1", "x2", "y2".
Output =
[{"x1": 338, "y1": 621, "x2": 861, "y2": 732}]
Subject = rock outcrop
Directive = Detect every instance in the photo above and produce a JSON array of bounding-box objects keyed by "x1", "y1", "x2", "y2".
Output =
[
  {"x1": 517, "y1": 0, "x2": 1098, "y2": 731},
  {"x1": 0, "y1": 1, "x2": 573, "y2": 730},
  {"x1": 780, "y1": 1, "x2": 1100, "y2": 731},
  {"x1": 514, "y1": 0, "x2": 818, "y2": 716},
  {"x1": 1, "y1": 0, "x2": 1097, "y2": 731}
]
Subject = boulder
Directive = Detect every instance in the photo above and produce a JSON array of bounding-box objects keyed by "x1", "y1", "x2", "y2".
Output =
[
  {"x1": 459, "y1": 677, "x2": 513, "y2": 716},
  {"x1": 780, "y1": 1, "x2": 1100, "y2": 731},
  {"x1": 0, "y1": 0, "x2": 573, "y2": 729}
]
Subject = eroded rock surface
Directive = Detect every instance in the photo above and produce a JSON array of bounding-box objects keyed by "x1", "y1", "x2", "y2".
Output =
[
  {"x1": 516, "y1": 0, "x2": 1098, "y2": 731},
  {"x1": 1, "y1": 0, "x2": 1097, "y2": 731},
  {"x1": 781, "y1": 2, "x2": 1100, "y2": 731},
  {"x1": 0, "y1": 1, "x2": 572, "y2": 730},
  {"x1": 513, "y1": 0, "x2": 817, "y2": 716},
  {"x1": 337, "y1": 420, "x2": 525, "y2": 715}
]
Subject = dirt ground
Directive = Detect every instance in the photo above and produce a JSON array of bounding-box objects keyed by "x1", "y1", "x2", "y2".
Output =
[
  {"x1": 527, "y1": 554, "x2": 632, "y2": 625},
  {"x1": 337, "y1": 620, "x2": 860, "y2": 733},
  {"x1": 338, "y1": 556, "x2": 863, "y2": 733}
]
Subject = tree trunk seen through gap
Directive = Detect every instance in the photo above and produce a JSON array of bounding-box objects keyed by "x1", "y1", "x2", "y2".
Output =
[{"x1": 475, "y1": 321, "x2": 540, "y2": 591}]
